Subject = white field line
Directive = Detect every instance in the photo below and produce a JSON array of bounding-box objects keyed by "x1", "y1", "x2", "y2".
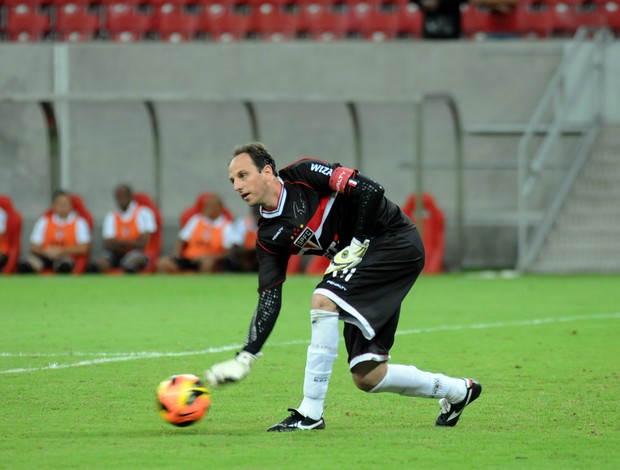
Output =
[{"x1": 1, "y1": 312, "x2": 618, "y2": 375}]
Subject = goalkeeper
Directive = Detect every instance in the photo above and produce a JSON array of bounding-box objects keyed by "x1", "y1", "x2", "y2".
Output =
[{"x1": 206, "y1": 142, "x2": 481, "y2": 431}]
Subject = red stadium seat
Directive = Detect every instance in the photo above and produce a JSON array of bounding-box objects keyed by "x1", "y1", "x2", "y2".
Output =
[
  {"x1": 197, "y1": 4, "x2": 252, "y2": 41},
  {"x1": 603, "y1": 1, "x2": 620, "y2": 32},
  {"x1": 145, "y1": 0, "x2": 193, "y2": 7},
  {"x1": 0, "y1": 195, "x2": 22, "y2": 275},
  {"x1": 104, "y1": 3, "x2": 152, "y2": 42},
  {"x1": 4, "y1": 5, "x2": 50, "y2": 42},
  {"x1": 152, "y1": 3, "x2": 199, "y2": 42},
  {"x1": 98, "y1": 0, "x2": 143, "y2": 6},
  {"x1": 401, "y1": 193, "x2": 445, "y2": 274},
  {"x1": 299, "y1": 2, "x2": 351, "y2": 40},
  {"x1": 55, "y1": 3, "x2": 100, "y2": 41},
  {"x1": 251, "y1": 3, "x2": 301, "y2": 41},
  {"x1": 2, "y1": 0, "x2": 47, "y2": 6},
  {"x1": 47, "y1": 0, "x2": 94, "y2": 6},
  {"x1": 350, "y1": 3, "x2": 401, "y2": 41},
  {"x1": 132, "y1": 193, "x2": 162, "y2": 273},
  {"x1": 397, "y1": 2, "x2": 422, "y2": 38},
  {"x1": 520, "y1": 5, "x2": 553, "y2": 37}
]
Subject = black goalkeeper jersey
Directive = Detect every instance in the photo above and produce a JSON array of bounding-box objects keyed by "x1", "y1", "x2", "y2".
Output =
[{"x1": 255, "y1": 158, "x2": 413, "y2": 292}]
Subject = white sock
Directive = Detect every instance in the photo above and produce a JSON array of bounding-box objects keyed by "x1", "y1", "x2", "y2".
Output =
[
  {"x1": 297, "y1": 310, "x2": 339, "y2": 421},
  {"x1": 369, "y1": 364, "x2": 466, "y2": 403}
]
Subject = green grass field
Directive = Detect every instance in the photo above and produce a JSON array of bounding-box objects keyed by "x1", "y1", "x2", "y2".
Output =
[{"x1": 1, "y1": 273, "x2": 619, "y2": 469}]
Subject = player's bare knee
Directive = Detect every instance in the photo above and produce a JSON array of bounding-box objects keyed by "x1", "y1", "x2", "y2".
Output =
[
  {"x1": 351, "y1": 361, "x2": 387, "y2": 392},
  {"x1": 351, "y1": 372, "x2": 377, "y2": 392},
  {"x1": 310, "y1": 294, "x2": 338, "y2": 312}
]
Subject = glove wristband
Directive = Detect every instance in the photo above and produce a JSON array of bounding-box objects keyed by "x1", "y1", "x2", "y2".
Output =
[{"x1": 236, "y1": 351, "x2": 257, "y2": 368}]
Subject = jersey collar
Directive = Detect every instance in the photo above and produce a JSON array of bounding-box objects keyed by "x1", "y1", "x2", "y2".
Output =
[{"x1": 260, "y1": 177, "x2": 287, "y2": 219}]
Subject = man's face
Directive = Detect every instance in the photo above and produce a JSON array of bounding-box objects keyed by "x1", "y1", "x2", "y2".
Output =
[
  {"x1": 53, "y1": 195, "x2": 72, "y2": 219},
  {"x1": 115, "y1": 188, "x2": 132, "y2": 211},
  {"x1": 201, "y1": 194, "x2": 223, "y2": 220},
  {"x1": 228, "y1": 153, "x2": 271, "y2": 207}
]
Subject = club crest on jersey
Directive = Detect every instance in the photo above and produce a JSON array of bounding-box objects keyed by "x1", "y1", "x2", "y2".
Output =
[{"x1": 293, "y1": 226, "x2": 322, "y2": 251}]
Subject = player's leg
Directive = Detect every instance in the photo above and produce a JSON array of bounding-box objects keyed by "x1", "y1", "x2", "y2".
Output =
[
  {"x1": 53, "y1": 256, "x2": 75, "y2": 274},
  {"x1": 346, "y1": 319, "x2": 482, "y2": 427},
  {"x1": 267, "y1": 293, "x2": 339, "y2": 432},
  {"x1": 155, "y1": 255, "x2": 180, "y2": 273},
  {"x1": 87, "y1": 250, "x2": 116, "y2": 273},
  {"x1": 119, "y1": 249, "x2": 148, "y2": 273},
  {"x1": 18, "y1": 253, "x2": 49, "y2": 273}
]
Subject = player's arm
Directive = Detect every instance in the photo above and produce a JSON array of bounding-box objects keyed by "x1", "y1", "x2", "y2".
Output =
[
  {"x1": 204, "y1": 284, "x2": 283, "y2": 386},
  {"x1": 325, "y1": 167, "x2": 385, "y2": 274},
  {"x1": 205, "y1": 245, "x2": 287, "y2": 387}
]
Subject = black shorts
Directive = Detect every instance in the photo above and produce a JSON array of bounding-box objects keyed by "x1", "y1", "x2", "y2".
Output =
[
  {"x1": 102, "y1": 249, "x2": 148, "y2": 269},
  {"x1": 0, "y1": 252, "x2": 7, "y2": 270},
  {"x1": 173, "y1": 257, "x2": 201, "y2": 271},
  {"x1": 314, "y1": 226, "x2": 425, "y2": 369}
]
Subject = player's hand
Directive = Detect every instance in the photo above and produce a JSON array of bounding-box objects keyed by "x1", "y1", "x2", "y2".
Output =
[
  {"x1": 325, "y1": 238, "x2": 370, "y2": 275},
  {"x1": 204, "y1": 351, "x2": 257, "y2": 387}
]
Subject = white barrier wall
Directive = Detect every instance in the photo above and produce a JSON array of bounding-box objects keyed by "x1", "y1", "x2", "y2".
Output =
[{"x1": 1, "y1": 40, "x2": 618, "y2": 268}]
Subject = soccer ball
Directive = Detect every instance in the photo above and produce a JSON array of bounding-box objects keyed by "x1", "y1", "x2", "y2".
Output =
[{"x1": 156, "y1": 374, "x2": 211, "y2": 427}]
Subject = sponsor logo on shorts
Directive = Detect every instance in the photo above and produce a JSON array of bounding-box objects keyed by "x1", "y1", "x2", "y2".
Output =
[
  {"x1": 326, "y1": 279, "x2": 347, "y2": 291},
  {"x1": 272, "y1": 226, "x2": 284, "y2": 241}
]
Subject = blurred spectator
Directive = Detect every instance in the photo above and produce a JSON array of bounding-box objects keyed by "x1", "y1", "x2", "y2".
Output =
[
  {"x1": 156, "y1": 193, "x2": 235, "y2": 273},
  {"x1": 18, "y1": 190, "x2": 91, "y2": 274},
  {"x1": 473, "y1": 0, "x2": 517, "y2": 15},
  {"x1": 224, "y1": 206, "x2": 260, "y2": 273},
  {"x1": 417, "y1": 0, "x2": 467, "y2": 39},
  {"x1": 89, "y1": 184, "x2": 157, "y2": 274},
  {"x1": 0, "y1": 205, "x2": 8, "y2": 270}
]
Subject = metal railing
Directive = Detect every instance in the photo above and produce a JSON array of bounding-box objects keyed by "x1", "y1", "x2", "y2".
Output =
[
  {"x1": 414, "y1": 93, "x2": 464, "y2": 270},
  {"x1": 516, "y1": 27, "x2": 613, "y2": 272}
]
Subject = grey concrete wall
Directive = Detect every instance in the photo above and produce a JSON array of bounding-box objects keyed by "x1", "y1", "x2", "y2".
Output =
[{"x1": 1, "y1": 40, "x2": 617, "y2": 268}]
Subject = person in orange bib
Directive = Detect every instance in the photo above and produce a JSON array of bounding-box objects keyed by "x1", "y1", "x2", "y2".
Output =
[
  {"x1": 0, "y1": 206, "x2": 9, "y2": 270},
  {"x1": 91, "y1": 184, "x2": 156, "y2": 274},
  {"x1": 18, "y1": 190, "x2": 91, "y2": 274},
  {"x1": 224, "y1": 206, "x2": 260, "y2": 272},
  {"x1": 156, "y1": 193, "x2": 235, "y2": 273}
]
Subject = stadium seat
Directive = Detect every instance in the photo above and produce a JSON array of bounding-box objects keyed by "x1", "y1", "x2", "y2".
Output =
[
  {"x1": 2, "y1": 0, "x2": 47, "y2": 6},
  {"x1": 133, "y1": 193, "x2": 162, "y2": 273},
  {"x1": 179, "y1": 192, "x2": 234, "y2": 227},
  {"x1": 145, "y1": 0, "x2": 193, "y2": 7},
  {"x1": 197, "y1": 4, "x2": 252, "y2": 41},
  {"x1": 47, "y1": 0, "x2": 94, "y2": 6},
  {"x1": 98, "y1": 0, "x2": 143, "y2": 6},
  {"x1": 603, "y1": 1, "x2": 620, "y2": 32},
  {"x1": 350, "y1": 3, "x2": 401, "y2": 41},
  {"x1": 304, "y1": 255, "x2": 330, "y2": 274},
  {"x1": 299, "y1": 2, "x2": 351, "y2": 40},
  {"x1": 0, "y1": 195, "x2": 22, "y2": 275},
  {"x1": 4, "y1": 5, "x2": 50, "y2": 42},
  {"x1": 55, "y1": 3, "x2": 100, "y2": 41},
  {"x1": 401, "y1": 193, "x2": 445, "y2": 274},
  {"x1": 520, "y1": 6, "x2": 553, "y2": 37},
  {"x1": 104, "y1": 3, "x2": 152, "y2": 42},
  {"x1": 151, "y1": 3, "x2": 199, "y2": 42},
  {"x1": 250, "y1": 3, "x2": 301, "y2": 41},
  {"x1": 396, "y1": 2, "x2": 422, "y2": 38}
]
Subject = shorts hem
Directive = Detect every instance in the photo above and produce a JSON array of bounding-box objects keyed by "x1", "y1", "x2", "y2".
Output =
[
  {"x1": 349, "y1": 353, "x2": 390, "y2": 370},
  {"x1": 313, "y1": 287, "x2": 375, "y2": 340}
]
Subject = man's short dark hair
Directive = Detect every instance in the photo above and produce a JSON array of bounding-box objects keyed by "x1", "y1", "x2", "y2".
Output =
[
  {"x1": 232, "y1": 142, "x2": 277, "y2": 174},
  {"x1": 52, "y1": 189, "x2": 70, "y2": 202}
]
